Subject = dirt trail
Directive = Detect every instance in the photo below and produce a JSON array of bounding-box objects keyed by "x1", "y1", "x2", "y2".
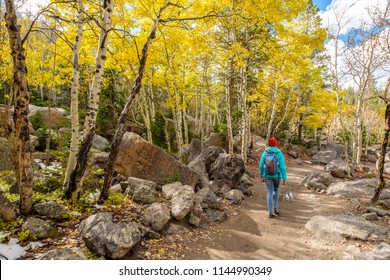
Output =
[{"x1": 182, "y1": 158, "x2": 372, "y2": 260}]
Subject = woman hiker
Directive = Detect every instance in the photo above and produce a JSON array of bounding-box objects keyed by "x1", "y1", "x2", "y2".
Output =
[{"x1": 259, "y1": 137, "x2": 288, "y2": 218}]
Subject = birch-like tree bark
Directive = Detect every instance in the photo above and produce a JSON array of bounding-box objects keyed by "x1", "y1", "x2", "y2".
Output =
[
  {"x1": 5, "y1": 0, "x2": 34, "y2": 215},
  {"x1": 65, "y1": 0, "x2": 113, "y2": 200},
  {"x1": 372, "y1": 76, "x2": 390, "y2": 204},
  {"x1": 266, "y1": 72, "x2": 278, "y2": 140},
  {"x1": 239, "y1": 60, "x2": 248, "y2": 162},
  {"x1": 63, "y1": 0, "x2": 84, "y2": 188},
  {"x1": 98, "y1": 1, "x2": 171, "y2": 203}
]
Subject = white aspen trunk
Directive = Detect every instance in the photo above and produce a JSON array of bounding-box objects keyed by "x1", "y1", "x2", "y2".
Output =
[
  {"x1": 66, "y1": 0, "x2": 113, "y2": 200},
  {"x1": 225, "y1": 60, "x2": 234, "y2": 154},
  {"x1": 183, "y1": 96, "x2": 189, "y2": 145},
  {"x1": 141, "y1": 87, "x2": 152, "y2": 143},
  {"x1": 163, "y1": 114, "x2": 171, "y2": 153},
  {"x1": 148, "y1": 84, "x2": 155, "y2": 121},
  {"x1": 200, "y1": 66, "x2": 206, "y2": 147},
  {"x1": 240, "y1": 61, "x2": 248, "y2": 162},
  {"x1": 207, "y1": 81, "x2": 212, "y2": 138},
  {"x1": 175, "y1": 90, "x2": 184, "y2": 159},
  {"x1": 274, "y1": 87, "x2": 293, "y2": 135},
  {"x1": 182, "y1": 68, "x2": 189, "y2": 145},
  {"x1": 267, "y1": 76, "x2": 278, "y2": 140},
  {"x1": 64, "y1": 0, "x2": 84, "y2": 188}
]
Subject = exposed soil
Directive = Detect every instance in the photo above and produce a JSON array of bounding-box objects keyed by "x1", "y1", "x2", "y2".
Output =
[{"x1": 173, "y1": 154, "x2": 384, "y2": 260}]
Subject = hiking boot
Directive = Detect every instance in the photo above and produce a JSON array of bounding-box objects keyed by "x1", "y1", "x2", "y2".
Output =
[
  {"x1": 269, "y1": 213, "x2": 276, "y2": 218},
  {"x1": 274, "y1": 208, "x2": 280, "y2": 216}
]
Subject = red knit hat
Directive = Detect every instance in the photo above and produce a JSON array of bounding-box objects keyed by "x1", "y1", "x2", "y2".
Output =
[{"x1": 268, "y1": 137, "x2": 277, "y2": 147}]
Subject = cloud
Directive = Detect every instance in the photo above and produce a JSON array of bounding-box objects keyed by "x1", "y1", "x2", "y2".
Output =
[
  {"x1": 320, "y1": 0, "x2": 387, "y2": 36},
  {"x1": 18, "y1": 0, "x2": 49, "y2": 15},
  {"x1": 321, "y1": 0, "x2": 390, "y2": 89}
]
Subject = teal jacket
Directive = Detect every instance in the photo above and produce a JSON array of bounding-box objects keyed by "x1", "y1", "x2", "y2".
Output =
[{"x1": 259, "y1": 147, "x2": 287, "y2": 181}]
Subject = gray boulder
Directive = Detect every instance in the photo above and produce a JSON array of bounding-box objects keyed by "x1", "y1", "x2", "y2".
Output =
[
  {"x1": 312, "y1": 149, "x2": 338, "y2": 165},
  {"x1": 325, "y1": 158, "x2": 353, "y2": 178},
  {"x1": 354, "y1": 243, "x2": 390, "y2": 260},
  {"x1": 195, "y1": 187, "x2": 224, "y2": 210},
  {"x1": 90, "y1": 151, "x2": 109, "y2": 169},
  {"x1": 188, "y1": 157, "x2": 210, "y2": 189},
  {"x1": 225, "y1": 189, "x2": 244, "y2": 204},
  {"x1": 171, "y1": 185, "x2": 195, "y2": 220},
  {"x1": 300, "y1": 172, "x2": 335, "y2": 192},
  {"x1": 39, "y1": 248, "x2": 88, "y2": 260},
  {"x1": 162, "y1": 182, "x2": 182, "y2": 200},
  {"x1": 33, "y1": 201, "x2": 66, "y2": 220},
  {"x1": 132, "y1": 185, "x2": 157, "y2": 204},
  {"x1": 142, "y1": 203, "x2": 171, "y2": 231},
  {"x1": 187, "y1": 138, "x2": 202, "y2": 162},
  {"x1": 209, "y1": 153, "x2": 245, "y2": 190},
  {"x1": 305, "y1": 214, "x2": 390, "y2": 241},
  {"x1": 124, "y1": 177, "x2": 158, "y2": 195},
  {"x1": 79, "y1": 212, "x2": 142, "y2": 259},
  {"x1": 323, "y1": 143, "x2": 345, "y2": 157},
  {"x1": 92, "y1": 134, "x2": 110, "y2": 151},
  {"x1": 22, "y1": 217, "x2": 58, "y2": 239},
  {"x1": 326, "y1": 179, "x2": 380, "y2": 197}
]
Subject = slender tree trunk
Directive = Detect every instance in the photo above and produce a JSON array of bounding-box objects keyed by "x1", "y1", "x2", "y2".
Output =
[
  {"x1": 98, "y1": 2, "x2": 170, "y2": 203},
  {"x1": 372, "y1": 76, "x2": 390, "y2": 204},
  {"x1": 274, "y1": 87, "x2": 293, "y2": 135},
  {"x1": 267, "y1": 76, "x2": 278, "y2": 140},
  {"x1": 5, "y1": 0, "x2": 34, "y2": 215},
  {"x1": 64, "y1": 0, "x2": 84, "y2": 188},
  {"x1": 66, "y1": 0, "x2": 113, "y2": 200},
  {"x1": 163, "y1": 114, "x2": 171, "y2": 152},
  {"x1": 140, "y1": 87, "x2": 152, "y2": 142},
  {"x1": 45, "y1": 88, "x2": 52, "y2": 163},
  {"x1": 225, "y1": 58, "x2": 234, "y2": 154},
  {"x1": 239, "y1": 60, "x2": 248, "y2": 162}
]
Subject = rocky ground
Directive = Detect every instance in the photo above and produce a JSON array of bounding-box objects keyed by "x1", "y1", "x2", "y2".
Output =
[
  {"x1": 3, "y1": 148, "x2": 389, "y2": 261},
  {"x1": 169, "y1": 155, "x2": 389, "y2": 260}
]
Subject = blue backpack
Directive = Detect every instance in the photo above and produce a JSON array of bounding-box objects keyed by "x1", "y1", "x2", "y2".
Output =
[{"x1": 264, "y1": 150, "x2": 279, "y2": 176}]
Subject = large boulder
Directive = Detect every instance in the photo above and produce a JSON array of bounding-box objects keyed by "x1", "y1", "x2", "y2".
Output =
[
  {"x1": 33, "y1": 201, "x2": 67, "y2": 220},
  {"x1": 326, "y1": 179, "x2": 389, "y2": 198},
  {"x1": 114, "y1": 132, "x2": 199, "y2": 187},
  {"x1": 323, "y1": 143, "x2": 345, "y2": 157},
  {"x1": 0, "y1": 137, "x2": 13, "y2": 171},
  {"x1": 142, "y1": 203, "x2": 171, "y2": 231},
  {"x1": 300, "y1": 172, "x2": 335, "y2": 192},
  {"x1": 195, "y1": 187, "x2": 224, "y2": 210},
  {"x1": 162, "y1": 182, "x2": 182, "y2": 200},
  {"x1": 171, "y1": 185, "x2": 195, "y2": 220},
  {"x1": 28, "y1": 105, "x2": 69, "y2": 130},
  {"x1": 209, "y1": 153, "x2": 246, "y2": 191},
  {"x1": 325, "y1": 158, "x2": 353, "y2": 178},
  {"x1": 187, "y1": 138, "x2": 202, "y2": 162},
  {"x1": 312, "y1": 149, "x2": 338, "y2": 165},
  {"x1": 79, "y1": 212, "x2": 142, "y2": 259},
  {"x1": 305, "y1": 214, "x2": 390, "y2": 241},
  {"x1": 21, "y1": 217, "x2": 58, "y2": 239}
]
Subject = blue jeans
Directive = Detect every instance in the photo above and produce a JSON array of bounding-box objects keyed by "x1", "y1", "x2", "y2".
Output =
[{"x1": 265, "y1": 178, "x2": 280, "y2": 215}]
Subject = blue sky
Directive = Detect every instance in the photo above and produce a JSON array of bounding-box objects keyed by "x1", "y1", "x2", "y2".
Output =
[{"x1": 312, "y1": 0, "x2": 332, "y2": 11}]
